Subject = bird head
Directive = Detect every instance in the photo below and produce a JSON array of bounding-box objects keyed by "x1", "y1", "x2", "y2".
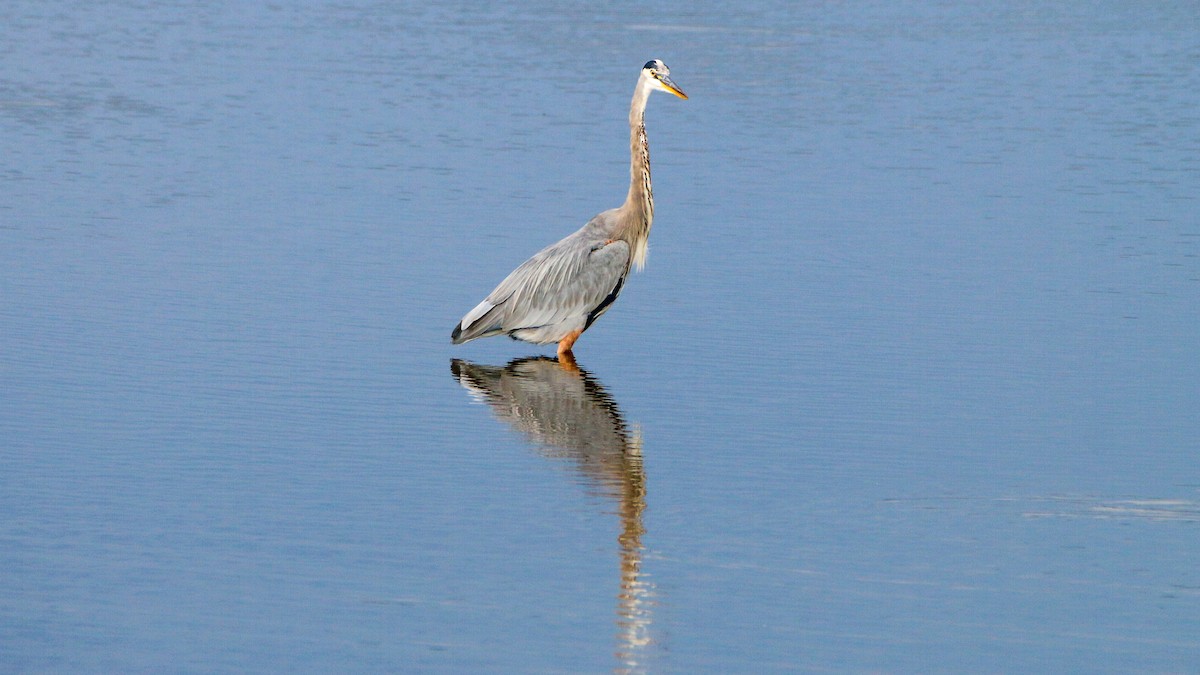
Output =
[{"x1": 642, "y1": 59, "x2": 688, "y2": 99}]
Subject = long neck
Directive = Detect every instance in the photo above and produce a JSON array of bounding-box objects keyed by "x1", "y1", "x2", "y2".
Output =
[{"x1": 619, "y1": 81, "x2": 653, "y2": 269}]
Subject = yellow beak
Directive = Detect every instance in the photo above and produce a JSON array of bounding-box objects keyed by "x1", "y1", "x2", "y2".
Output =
[{"x1": 659, "y1": 75, "x2": 688, "y2": 100}]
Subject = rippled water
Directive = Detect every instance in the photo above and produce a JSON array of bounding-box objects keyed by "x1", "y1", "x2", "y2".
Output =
[{"x1": 3, "y1": 2, "x2": 1198, "y2": 672}]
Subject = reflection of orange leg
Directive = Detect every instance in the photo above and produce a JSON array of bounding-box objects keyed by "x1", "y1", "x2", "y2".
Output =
[
  {"x1": 556, "y1": 350, "x2": 580, "y2": 373},
  {"x1": 557, "y1": 329, "x2": 583, "y2": 358}
]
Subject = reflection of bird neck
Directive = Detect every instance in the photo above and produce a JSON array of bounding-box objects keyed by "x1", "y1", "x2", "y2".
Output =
[
  {"x1": 615, "y1": 431, "x2": 653, "y2": 665},
  {"x1": 617, "y1": 436, "x2": 647, "y2": 552},
  {"x1": 620, "y1": 81, "x2": 654, "y2": 271}
]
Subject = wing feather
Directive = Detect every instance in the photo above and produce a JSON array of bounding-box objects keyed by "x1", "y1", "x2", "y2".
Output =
[{"x1": 453, "y1": 231, "x2": 630, "y2": 345}]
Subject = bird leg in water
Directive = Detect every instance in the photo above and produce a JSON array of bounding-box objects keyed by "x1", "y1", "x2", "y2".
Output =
[
  {"x1": 556, "y1": 350, "x2": 581, "y2": 373},
  {"x1": 557, "y1": 329, "x2": 584, "y2": 358}
]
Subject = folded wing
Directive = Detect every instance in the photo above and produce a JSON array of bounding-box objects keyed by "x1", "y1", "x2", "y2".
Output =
[{"x1": 452, "y1": 235, "x2": 631, "y2": 345}]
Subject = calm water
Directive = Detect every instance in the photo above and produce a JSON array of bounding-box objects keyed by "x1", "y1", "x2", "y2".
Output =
[{"x1": 3, "y1": 1, "x2": 1199, "y2": 672}]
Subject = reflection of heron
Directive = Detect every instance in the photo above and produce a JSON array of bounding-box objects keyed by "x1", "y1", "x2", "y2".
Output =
[
  {"x1": 450, "y1": 357, "x2": 654, "y2": 672},
  {"x1": 451, "y1": 60, "x2": 687, "y2": 357}
]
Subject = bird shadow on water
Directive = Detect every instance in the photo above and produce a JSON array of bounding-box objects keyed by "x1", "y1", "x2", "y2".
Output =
[{"x1": 450, "y1": 355, "x2": 654, "y2": 673}]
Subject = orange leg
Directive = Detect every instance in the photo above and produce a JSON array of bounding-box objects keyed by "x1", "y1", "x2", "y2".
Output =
[
  {"x1": 556, "y1": 329, "x2": 583, "y2": 358},
  {"x1": 556, "y1": 349, "x2": 580, "y2": 373}
]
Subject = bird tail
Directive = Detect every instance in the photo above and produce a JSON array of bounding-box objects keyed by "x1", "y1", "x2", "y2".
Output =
[{"x1": 451, "y1": 300, "x2": 504, "y2": 344}]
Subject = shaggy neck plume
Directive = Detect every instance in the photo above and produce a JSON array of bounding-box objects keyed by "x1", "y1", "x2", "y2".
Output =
[{"x1": 618, "y1": 81, "x2": 654, "y2": 270}]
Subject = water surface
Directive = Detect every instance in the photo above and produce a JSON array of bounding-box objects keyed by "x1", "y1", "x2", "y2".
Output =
[{"x1": 2, "y1": 1, "x2": 1198, "y2": 672}]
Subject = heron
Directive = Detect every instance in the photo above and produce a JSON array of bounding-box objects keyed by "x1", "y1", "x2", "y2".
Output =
[{"x1": 451, "y1": 59, "x2": 687, "y2": 357}]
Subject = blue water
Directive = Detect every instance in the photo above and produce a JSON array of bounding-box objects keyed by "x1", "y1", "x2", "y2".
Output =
[{"x1": 3, "y1": 1, "x2": 1198, "y2": 672}]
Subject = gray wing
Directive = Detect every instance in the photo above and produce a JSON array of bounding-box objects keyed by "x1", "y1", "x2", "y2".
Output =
[{"x1": 453, "y1": 233, "x2": 630, "y2": 345}]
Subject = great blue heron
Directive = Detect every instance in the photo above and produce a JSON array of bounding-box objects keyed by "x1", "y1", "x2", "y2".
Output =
[{"x1": 451, "y1": 59, "x2": 687, "y2": 357}]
